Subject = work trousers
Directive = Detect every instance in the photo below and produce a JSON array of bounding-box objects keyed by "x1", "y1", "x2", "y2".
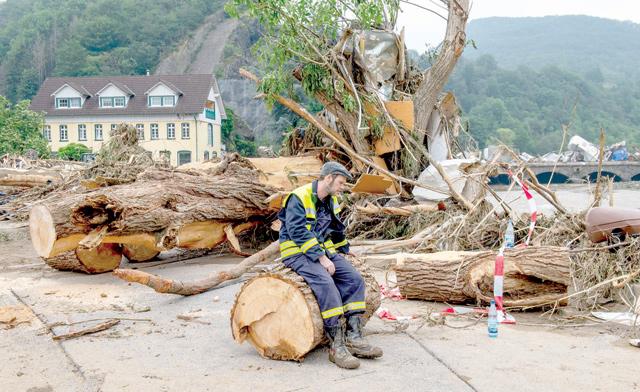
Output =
[{"x1": 284, "y1": 253, "x2": 366, "y2": 328}]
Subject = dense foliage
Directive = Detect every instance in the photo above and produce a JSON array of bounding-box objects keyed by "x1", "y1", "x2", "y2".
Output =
[
  {"x1": 444, "y1": 55, "x2": 640, "y2": 154},
  {"x1": 0, "y1": 0, "x2": 219, "y2": 102},
  {"x1": 0, "y1": 97, "x2": 48, "y2": 158},
  {"x1": 57, "y1": 142, "x2": 91, "y2": 161}
]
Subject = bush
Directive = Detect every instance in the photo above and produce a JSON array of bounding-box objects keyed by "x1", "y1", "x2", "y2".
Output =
[{"x1": 58, "y1": 143, "x2": 91, "y2": 161}]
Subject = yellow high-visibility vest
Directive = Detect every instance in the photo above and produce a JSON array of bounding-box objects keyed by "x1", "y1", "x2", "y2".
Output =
[{"x1": 279, "y1": 183, "x2": 342, "y2": 259}]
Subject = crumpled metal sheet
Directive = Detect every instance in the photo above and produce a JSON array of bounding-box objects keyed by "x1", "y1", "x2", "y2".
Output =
[{"x1": 345, "y1": 30, "x2": 399, "y2": 99}]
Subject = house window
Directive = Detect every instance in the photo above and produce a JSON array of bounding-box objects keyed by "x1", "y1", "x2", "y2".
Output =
[
  {"x1": 111, "y1": 124, "x2": 118, "y2": 132},
  {"x1": 205, "y1": 100, "x2": 215, "y2": 119},
  {"x1": 177, "y1": 150, "x2": 191, "y2": 166},
  {"x1": 78, "y1": 124, "x2": 87, "y2": 141},
  {"x1": 204, "y1": 151, "x2": 209, "y2": 161},
  {"x1": 95, "y1": 124, "x2": 103, "y2": 141},
  {"x1": 136, "y1": 124, "x2": 145, "y2": 140},
  {"x1": 56, "y1": 97, "x2": 81, "y2": 109},
  {"x1": 150, "y1": 123, "x2": 159, "y2": 140},
  {"x1": 181, "y1": 123, "x2": 190, "y2": 139},
  {"x1": 207, "y1": 123, "x2": 214, "y2": 146},
  {"x1": 148, "y1": 96, "x2": 175, "y2": 107},
  {"x1": 59, "y1": 125, "x2": 68, "y2": 141},
  {"x1": 167, "y1": 123, "x2": 175, "y2": 139},
  {"x1": 43, "y1": 125, "x2": 51, "y2": 141},
  {"x1": 100, "y1": 96, "x2": 126, "y2": 108}
]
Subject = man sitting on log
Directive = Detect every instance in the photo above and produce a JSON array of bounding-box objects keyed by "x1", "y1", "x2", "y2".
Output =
[{"x1": 278, "y1": 162, "x2": 383, "y2": 369}]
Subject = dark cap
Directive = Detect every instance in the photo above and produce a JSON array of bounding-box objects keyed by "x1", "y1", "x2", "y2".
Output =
[{"x1": 320, "y1": 161, "x2": 353, "y2": 181}]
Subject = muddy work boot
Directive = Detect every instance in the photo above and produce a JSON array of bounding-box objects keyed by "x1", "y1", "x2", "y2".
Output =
[
  {"x1": 326, "y1": 324, "x2": 360, "y2": 369},
  {"x1": 345, "y1": 315, "x2": 383, "y2": 359}
]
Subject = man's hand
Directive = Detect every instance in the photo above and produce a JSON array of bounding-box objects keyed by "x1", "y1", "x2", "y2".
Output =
[{"x1": 318, "y1": 255, "x2": 335, "y2": 275}]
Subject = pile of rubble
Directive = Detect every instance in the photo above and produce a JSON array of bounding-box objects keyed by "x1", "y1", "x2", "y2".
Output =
[{"x1": 518, "y1": 135, "x2": 637, "y2": 163}]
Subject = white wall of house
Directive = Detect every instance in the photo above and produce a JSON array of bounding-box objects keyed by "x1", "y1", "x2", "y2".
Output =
[
  {"x1": 97, "y1": 84, "x2": 131, "y2": 105},
  {"x1": 147, "y1": 83, "x2": 177, "y2": 97},
  {"x1": 53, "y1": 85, "x2": 86, "y2": 105}
]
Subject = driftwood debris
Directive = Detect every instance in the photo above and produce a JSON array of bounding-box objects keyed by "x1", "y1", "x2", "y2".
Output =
[
  {"x1": 355, "y1": 202, "x2": 442, "y2": 217},
  {"x1": 52, "y1": 319, "x2": 120, "y2": 341},
  {"x1": 113, "y1": 241, "x2": 281, "y2": 295},
  {"x1": 230, "y1": 257, "x2": 380, "y2": 361},
  {"x1": 0, "y1": 168, "x2": 63, "y2": 187},
  {"x1": 394, "y1": 246, "x2": 571, "y2": 308}
]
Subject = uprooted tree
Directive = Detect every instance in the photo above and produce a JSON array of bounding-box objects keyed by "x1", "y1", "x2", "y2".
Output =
[{"x1": 226, "y1": 0, "x2": 471, "y2": 204}]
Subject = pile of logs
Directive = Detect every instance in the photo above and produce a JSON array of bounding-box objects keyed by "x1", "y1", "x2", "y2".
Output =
[{"x1": 29, "y1": 157, "x2": 279, "y2": 273}]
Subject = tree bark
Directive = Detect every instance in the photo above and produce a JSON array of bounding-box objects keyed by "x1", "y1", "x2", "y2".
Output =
[
  {"x1": 414, "y1": 0, "x2": 470, "y2": 133},
  {"x1": 394, "y1": 246, "x2": 570, "y2": 308},
  {"x1": 231, "y1": 256, "x2": 380, "y2": 361},
  {"x1": 29, "y1": 161, "x2": 277, "y2": 273}
]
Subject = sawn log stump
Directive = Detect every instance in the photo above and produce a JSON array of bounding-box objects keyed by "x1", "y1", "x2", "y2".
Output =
[{"x1": 230, "y1": 257, "x2": 381, "y2": 361}]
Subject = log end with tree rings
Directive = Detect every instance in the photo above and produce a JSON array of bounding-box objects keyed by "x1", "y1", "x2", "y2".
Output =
[
  {"x1": 231, "y1": 271, "x2": 324, "y2": 361},
  {"x1": 230, "y1": 258, "x2": 381, "y2": 361},
  {"x1": 75, "y1": 243, "x2": 123, "y2": 273},
  {"x1": 44, "y1": 243, "x2": 123, "y2": 274},
  {"x1": 29, "y1": 204, "x2": 58, "y2": 258},
  {"x1": 122, "y1": 244, "x2": 160, "y2": 262}
]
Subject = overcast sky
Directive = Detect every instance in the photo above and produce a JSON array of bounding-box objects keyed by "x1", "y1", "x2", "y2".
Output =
[{"x1": 397, "y1": 0, "x2": 640, "y2": 51}]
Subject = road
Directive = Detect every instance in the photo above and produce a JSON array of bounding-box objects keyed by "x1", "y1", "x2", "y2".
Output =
[{"x1": 1, "y1": 222, "x2": 638, "y2": 391}]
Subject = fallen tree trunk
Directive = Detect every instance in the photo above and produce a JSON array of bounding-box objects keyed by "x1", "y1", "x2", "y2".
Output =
[
  {"x1": 0, "y1": 168, "x2": 63, "y2": 187},
  {"x1": 394, "y1": 246, "x2": 570, "y2": 308},
  {"x1": 113, "y1": 240, "x2": 281, "y2": 295},
  {"x1": 29, "y1": 163, "x2": 276, "y2": 259},
  {"x1": 231, "y1": 257, "x2": 380, "y2": 361}
]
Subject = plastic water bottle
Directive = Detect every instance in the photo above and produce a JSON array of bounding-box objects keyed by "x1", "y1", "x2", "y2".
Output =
[
  {"x1": 505, "y1": 220, "x2": 515, "y2": 249},
  {"x1": 488, "y1": 300, "x2": 498, "y2": 338}
]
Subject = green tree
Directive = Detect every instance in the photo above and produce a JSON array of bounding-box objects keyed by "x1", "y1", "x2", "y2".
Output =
[
  {"x1": 57, "y1": 143, "x2": 91, "y2": 161},
  {"x1": 0, "y1": 97, "x2": 49, "y2": 157},
  {"x1": 221, "y1": 107, "x2": 235, "y2": 145}
]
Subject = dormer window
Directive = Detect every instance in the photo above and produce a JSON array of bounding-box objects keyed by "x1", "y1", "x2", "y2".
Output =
[
  {"x1": 56, "y1": 97, "x2": 81, "y2": 109},
  {"x1": 100, "y1": 96, "x2": 126, "y2": 108},
  {"x1": 148, "y1": 95, "x2": 175, "y2": 107}
]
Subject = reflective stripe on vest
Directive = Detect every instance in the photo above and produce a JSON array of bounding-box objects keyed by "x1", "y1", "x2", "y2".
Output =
[{"x1": 280, "y1": 183, "x2": 342, "y2": 259}]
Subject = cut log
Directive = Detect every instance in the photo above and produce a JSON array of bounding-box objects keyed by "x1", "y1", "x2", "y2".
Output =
[
  {"x1": 394, "y1": 246, "x2": 570, "y2": 308},
  {"x1": 29, "y1": 163, "x2": 276, "y2": 259},
  {"x1": 122, "y1": 244, "x2": 160, "y2": 262},
  {"x1": 0, "y1": 168, "x2": 63, "y2": 187},
  {"x1": 231, "y1": 257, "x2": 381, "y2": 361},
  {"x1": 44, "y1": 243, "x2": 123, "y2": 274}
]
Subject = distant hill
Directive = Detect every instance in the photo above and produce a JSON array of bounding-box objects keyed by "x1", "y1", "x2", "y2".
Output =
[
  {"x1": 464, "y1": 15, "x2": 640, "y2": 83},
  {"x1": 0, "y1": 0, "x2": 222, "y2": 102}
]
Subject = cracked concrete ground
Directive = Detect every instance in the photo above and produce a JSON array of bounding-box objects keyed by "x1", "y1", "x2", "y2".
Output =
[{"x1": 1, "y1": 221, "x2": 638, "y2": 392}]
